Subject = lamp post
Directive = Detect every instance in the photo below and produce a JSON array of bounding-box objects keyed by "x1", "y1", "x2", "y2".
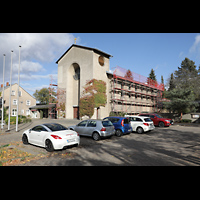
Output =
[
  {"x1": 8, "y1": 50, "x2": 13, "y2": 131},
  {"x1": 16, "y1": 46, "x2": 21, "y2": 132},
  {"x1": 1, "y1": 54, "x2": 5, "y2": 130}
]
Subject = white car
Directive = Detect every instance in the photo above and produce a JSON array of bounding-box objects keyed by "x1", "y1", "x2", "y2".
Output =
[
  {"x1": 22, "y1": 123, "x2": 80, "y2": 152},
  {"x1": 125, "y1": 115, "x2": 155, "y2": 133}
]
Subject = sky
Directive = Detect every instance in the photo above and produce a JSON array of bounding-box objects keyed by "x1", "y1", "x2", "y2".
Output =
[{"x1": 0, "y1": 33, "x2": 200, "y2": 97}]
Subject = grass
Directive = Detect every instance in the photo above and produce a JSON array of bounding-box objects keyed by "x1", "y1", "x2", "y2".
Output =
[{"x1": 0, "y1": 142, "x2": 46, "y2": 166}]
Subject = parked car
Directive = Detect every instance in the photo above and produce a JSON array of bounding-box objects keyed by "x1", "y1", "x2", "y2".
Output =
[
  {"x1": 125, "y1": 115, "x2": 155, "y2": 133},
  {"x1": 68, "y1": 119, "x2": 115, "y2": 141},
  {"x1": 103, "y1": 116, "x2": 132, "y2": 137},
  {"x1": 22, "y1": 123, "x2": 80, "y2": 152},
  {"x1": 138, "y1": 113, "x2": 173, "y2": 127}
]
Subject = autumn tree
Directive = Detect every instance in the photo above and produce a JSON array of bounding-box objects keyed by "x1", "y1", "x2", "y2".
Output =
[
  {"x1": 79, "y1": 79, "x2": 107, "y2": 118},
  {"x1": 124, "y1": 69, "x2": 133, "y2": 80}
]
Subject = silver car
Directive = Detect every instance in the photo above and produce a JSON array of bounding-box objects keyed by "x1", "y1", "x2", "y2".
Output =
[{"x1": 68, "y1": 119, "x2": 115, "y2": 141}]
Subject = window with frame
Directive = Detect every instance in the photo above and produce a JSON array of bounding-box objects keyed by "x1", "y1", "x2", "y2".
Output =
[
  {"x1": 13, "y1": 99, "x2": 17, "y2": 105},
  {"x1": 11, "y1": 90, "x2": 15, "y2": 96},
  {"x1": 12, "y1": 109, "x2": 17, "y2": 116},
  {"x1": 26, "y1": 100, "x2": 31, "y2": 106}
]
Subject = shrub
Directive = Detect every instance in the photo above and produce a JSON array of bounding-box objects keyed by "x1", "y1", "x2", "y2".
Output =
[
  {"x1": 180, "y1": 119, "x2": 192, "y2": 123},
  {"x1": 5, "y1": 116, "x2": 22, "y2": 125}
]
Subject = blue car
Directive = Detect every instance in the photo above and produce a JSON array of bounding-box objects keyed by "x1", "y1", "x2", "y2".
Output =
[{"x1": 103, "y1": 116, "x2": 132, "y2": 137}]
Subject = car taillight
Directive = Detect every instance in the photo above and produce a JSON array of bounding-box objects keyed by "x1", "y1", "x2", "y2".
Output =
[
  {"x1": 77, "y1": 132, "x2": 79, "y2": 136},
  {"x1": 101, "y1": 127, "x2": 106, "y2": 131},
  {"x1": 143, "y1": 123, "x2": 149, "y2": 126},
  {"x1": 121, "y1": 119, "x2": 124, "y2": 127},
  {"x1": 51, "y1": 135, "x2": 62, "y2": 139}
]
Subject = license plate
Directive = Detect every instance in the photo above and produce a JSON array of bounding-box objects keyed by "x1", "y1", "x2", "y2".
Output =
[{"x1": 67, "y1": 139, "x2": 75, "y2": 143}]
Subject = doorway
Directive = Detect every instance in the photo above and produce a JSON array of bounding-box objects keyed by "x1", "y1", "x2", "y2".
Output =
[{"x1": 73, "y1": 106, "x2": 79, "y2": 119}]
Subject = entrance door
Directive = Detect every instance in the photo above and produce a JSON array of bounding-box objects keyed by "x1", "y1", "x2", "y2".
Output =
[{"x1": 73, "y1": 106, "x2": 79, "y2": 119}]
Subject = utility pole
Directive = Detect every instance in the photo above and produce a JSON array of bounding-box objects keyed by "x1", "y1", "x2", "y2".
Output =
[
  {"x1": 16, "y1": 46, "x2": 21, "y2": 132},
  {"x1": 1, "y1": 54, "x2": 5, "y2": 130},
  {"x1": 8, "y1": 50, "x2": 13, "y2": 131}
]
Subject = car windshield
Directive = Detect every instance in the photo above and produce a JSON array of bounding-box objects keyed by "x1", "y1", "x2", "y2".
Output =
[
  {"x1": 154, "y1": 114, "x2": 163, "y2": 118},
  {"x1": 102, "y1": 120, "x2": 113, "y2": 127},
  {"x1": 44, "y1": 123, "x2": 68, "y2": 132}
]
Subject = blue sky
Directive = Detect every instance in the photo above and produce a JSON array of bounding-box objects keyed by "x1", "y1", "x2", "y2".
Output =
[{"x1": 0, "y1": 33, "x2": 200, "y2": 97}]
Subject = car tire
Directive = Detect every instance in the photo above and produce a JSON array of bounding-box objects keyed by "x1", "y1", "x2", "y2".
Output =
[
  {"x1": 22, "y1": 134, "x2": 29, "y2": 145},
  {"x1": 136, "y1": 127, "x2": 144, "y2": 134},
  {"x1": 158, "y1": 122, "x2": 165, "y2": 127},
  {"x1": 45, "y1": 139, "x2": 54, "y2": 152},
  {"x1": 115, "y1": 129, "x2": 123, "y2": 137},
  {"x1": 92, "y1": 132, "x2": 101, "y2": 141}
]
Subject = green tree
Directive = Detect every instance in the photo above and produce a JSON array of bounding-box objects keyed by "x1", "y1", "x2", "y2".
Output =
[
  {"x1": 168, "y1": 73, "x2": 175, "y2": 91},
  {"x1": 149, "y1": 68, "x2": 157, "y2": 81},
  {"x1": 164, "y1": 88, "x2": 197, "y2": 120},
  {"x1": 33, "y1": 87, "x2": 56, "y2": 104},
  {"x1": 164, "y1": 58, "x2": 199, "y2": 119}
]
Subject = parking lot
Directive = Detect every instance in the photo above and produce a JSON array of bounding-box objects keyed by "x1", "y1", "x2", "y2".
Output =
[{"x1": 1, "y1": 119, "x2": 200, "y2": 166}]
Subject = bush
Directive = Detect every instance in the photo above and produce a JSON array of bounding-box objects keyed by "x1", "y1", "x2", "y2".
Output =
[
  {"x1": 5, "y1": 116, "x2": 22, "y2": 125},
  {"x1": 180, "y1": 119, "x2": 192, "y2": 123}
]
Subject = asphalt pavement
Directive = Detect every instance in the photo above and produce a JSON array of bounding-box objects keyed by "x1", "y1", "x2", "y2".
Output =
[{"x1": 1, "y1": 119, "x2": 200, "y2": 166}]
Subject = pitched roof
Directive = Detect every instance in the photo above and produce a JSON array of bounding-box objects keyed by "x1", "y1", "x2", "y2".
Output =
[{"x1": 56, "y1": 44, "x2": 113, "y2": 64}]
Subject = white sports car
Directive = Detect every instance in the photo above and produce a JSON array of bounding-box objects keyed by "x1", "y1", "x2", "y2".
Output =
[{"x1": 22, "y1": 123, "x2": 80, "y2": 152}]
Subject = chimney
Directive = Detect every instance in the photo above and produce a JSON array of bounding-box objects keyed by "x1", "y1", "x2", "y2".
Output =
[{"x1": 6, "y1": 82, "x2": 9, "y2": 86}]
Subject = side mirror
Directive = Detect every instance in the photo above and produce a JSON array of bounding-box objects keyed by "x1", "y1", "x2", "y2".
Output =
[{"x1": 29, "y1": 129, "x2": 31, "y2": 133}]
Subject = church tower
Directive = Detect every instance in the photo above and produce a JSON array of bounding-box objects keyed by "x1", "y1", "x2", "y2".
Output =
[{"x1": 56, "y1": 44, "x2": 112, "y2": 119}]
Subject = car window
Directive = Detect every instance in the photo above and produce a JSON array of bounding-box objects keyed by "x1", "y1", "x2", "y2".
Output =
[
  {"x1": 124, "y1": 118, "x2": 129, "y2": 124},
  {"x1": 32, "y1": 126, "x2": 46, "y2": 132},
  {"x1": 110, "y1": 118, "x2": 120, "y2": 123},
  {"x1": 87, "y1": 121, "x2": 97, "y2": 127},
  {"x1": 44, "y1": 123, "x2": 68, "y2": 131},
  {"x1": 136, "y1": 118, "x2": 143, "y2": 122},
  {"x1": 77, "y1": 120, "x2": 88, "y2": 127},
  {"x1": 129, "y1": 117, "x2": 141, "y2": 122},
  {"x1": 150, "y1": 115, "x2": 155, "y2": 118},
  {"x1": 102, "y1": 120, "x2": 113, "y2": 127},
  {"x1": 144, "y1": 118, "x2": 152, "y2": 122}
]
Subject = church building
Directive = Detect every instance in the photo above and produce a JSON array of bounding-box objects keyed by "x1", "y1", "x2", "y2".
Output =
[{"x1": 56, "y1": 44, "x2": 113, "y2": 119}]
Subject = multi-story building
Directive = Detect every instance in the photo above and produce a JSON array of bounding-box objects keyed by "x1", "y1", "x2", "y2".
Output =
[
  {"x1": 0, "y1": 83, "x2": 37, "y2": 118},
  {"x1": 56, "y1": 44, "x2": 164, "y2": 119}
]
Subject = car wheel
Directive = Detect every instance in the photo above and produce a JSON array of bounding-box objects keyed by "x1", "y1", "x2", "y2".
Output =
[
  {"x1": 136, "y1": 127, "x2": 144, "y2": 134},
  {"x1": 158, "y1": 122, "x2": 165, "y2": 127},
  {"x1": 92, "y1": 132, "x2": 100, "y2": 141},
  {"x1": 115, "y1": 129, "x2": 122, "y2": 137},
  {"x1": 45, "y1": 139, "x2": 54, "y2": 152},
  {"x1": 22, "y1": 134, "x2": 29, "y2": 145}
]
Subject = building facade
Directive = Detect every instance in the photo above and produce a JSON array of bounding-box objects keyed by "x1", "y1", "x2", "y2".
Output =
[
  {"x1": 56, "y1": 44, "x2": 164, "y2": 119},
  {"x1": 0, "y1": 83, "x2": 37, "y2": 118}
]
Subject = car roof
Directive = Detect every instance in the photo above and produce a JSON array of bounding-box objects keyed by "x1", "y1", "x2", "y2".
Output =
[
  {"x1": 106, "y1": 116, "x2": 127, "y2": 119},
  {"x1": 126, "y1": 115, "x2": 150, "y2": 119}
]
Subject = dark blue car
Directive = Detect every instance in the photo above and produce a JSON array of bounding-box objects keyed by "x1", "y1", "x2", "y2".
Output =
[{"x1": 103, "y1": 116, "x2": 132, "y2": 137}]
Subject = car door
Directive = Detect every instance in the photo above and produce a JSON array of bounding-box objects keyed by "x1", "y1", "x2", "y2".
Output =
[
  {"x1": 29, "y1": 125, "x2": 43, "y2": 145},
  {"x1": 85, "y1": 120, "x2": 97, "y2": 136},
  {"x1": 74, "y1": 120, "x2": 88, "y2": 136},
  {"x1": 129, "y1": 117, "x2": 137, "y2": 131}
]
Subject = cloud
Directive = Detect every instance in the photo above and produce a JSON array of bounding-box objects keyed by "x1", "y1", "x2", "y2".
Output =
[
  {"x1": 0, "y1": 33, "x2": 75, "y2": 84},
  {"x1": 189, "y1": 34, "x2": 200, "y2": 59}
]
